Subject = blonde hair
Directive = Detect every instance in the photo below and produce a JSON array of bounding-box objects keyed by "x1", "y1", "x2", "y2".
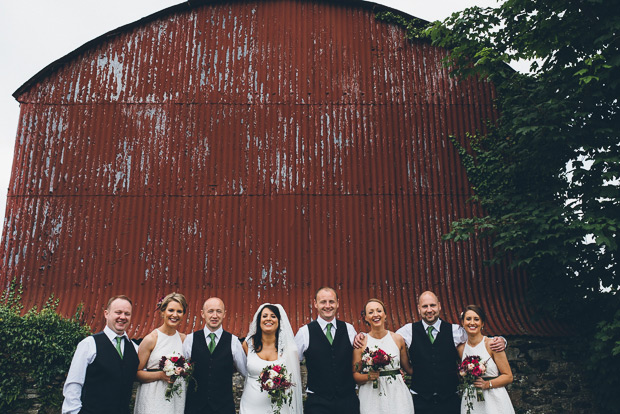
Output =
[{"x1": 158, "y1": 292, "x2": 188, "y2": 314}]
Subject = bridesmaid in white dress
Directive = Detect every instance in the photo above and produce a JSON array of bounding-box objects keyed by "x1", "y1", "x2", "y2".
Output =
[
  {"x1": 353, "y1": 298, "x2": 414, "y2": 414},
  {"x1": 459, "y1": 305, "x2": 515, "y2": 414},
  {"x1": 240, "y1": 304, "x2": 302, "y2": 414},
  {"x1": 134, "y1": 293, "x2": 188, "y2": 414}
]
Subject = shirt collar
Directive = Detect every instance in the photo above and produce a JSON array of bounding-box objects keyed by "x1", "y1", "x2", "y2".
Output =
[
  {"x1": 103, "y1": 325, "x2": 128, "y2": 342},
  {"x1": 316, "y1": 317, "x2": 337, "y2": 331},
  {"x1": 422, "y1": 319, "x2": 442, "y2": 332},
  {"x1": 204, "y1": 325, "x2": 223, "y2": 339}
]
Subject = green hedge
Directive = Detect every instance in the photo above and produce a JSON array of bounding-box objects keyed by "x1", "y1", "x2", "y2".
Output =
[{"x1": 0, "y1": 281, "x2": 91, "y2": 412}]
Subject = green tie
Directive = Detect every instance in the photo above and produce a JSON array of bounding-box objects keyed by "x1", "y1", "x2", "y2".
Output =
[
  {"x1": 427, "y1": 326, "x2": 435, "y2": 344},
  {"x1": 208, "y1": 333, "x2": 216, "y2": 353},
  {"x1": 326, "y1": 323, "x2": 334, "y2": 345},
  {"x1": 115, "y1": 336, "x2": 123, "y2": 359}
]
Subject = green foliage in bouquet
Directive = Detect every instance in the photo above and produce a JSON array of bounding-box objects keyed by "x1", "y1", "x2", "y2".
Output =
[{"x1": 0, "y1": 279, "x2": 91, "y2": 412}]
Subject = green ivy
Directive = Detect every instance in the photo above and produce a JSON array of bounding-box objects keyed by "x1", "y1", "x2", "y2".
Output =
[{"x1": 0, "y1": 280, "x2": 91, "y2": 412}]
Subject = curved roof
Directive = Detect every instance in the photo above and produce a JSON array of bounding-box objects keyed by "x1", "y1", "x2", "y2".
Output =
[{"x1": 2, "y1": 0, "x2": 556, "y2": 338}]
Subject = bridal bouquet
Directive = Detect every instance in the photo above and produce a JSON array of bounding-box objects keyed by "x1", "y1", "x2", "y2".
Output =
[
  {"x1": 357, "y1": 346, "x2": 394, "y2": 389},
  {"x1": 159, "y1": 353, "x2": 193, "y2": 401},
  {"x1": 458, "y1": 355, "x2": 488, "y2": 414},
  {"x1": 258, "y1": 363, "x2": 294, "y2": 414}
]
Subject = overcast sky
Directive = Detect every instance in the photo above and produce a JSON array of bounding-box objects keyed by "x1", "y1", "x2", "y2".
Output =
[{"x1": 0, "y1": 0, "x2": 501, "y2": 227}]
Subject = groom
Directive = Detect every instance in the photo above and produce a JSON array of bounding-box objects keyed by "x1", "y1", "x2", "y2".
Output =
[
  {"x1": 183, "y1": 297, "x2": 247, "y2": 414},
  {"x1": 295, "y1": 287, "x2": 360, "y2": 414}
]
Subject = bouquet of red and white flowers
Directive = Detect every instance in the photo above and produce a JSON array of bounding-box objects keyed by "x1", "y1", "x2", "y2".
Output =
[
  {"x1": 258, "y1": 363, "x2": 295, "y2": 414},
  {"x1": 458, "y1": 355, "x2": 489, "y2": 414},
  {"x1": 159, "y1": 353, "x2": 193, "y2": 401},
  {"x1": 357, "y1": 346, "x2": 394, "y2": 389}
]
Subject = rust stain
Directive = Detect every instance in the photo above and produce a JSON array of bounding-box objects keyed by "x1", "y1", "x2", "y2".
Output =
[{"x1": 1, "y1": 0, "x2": 552, "y2": 338}]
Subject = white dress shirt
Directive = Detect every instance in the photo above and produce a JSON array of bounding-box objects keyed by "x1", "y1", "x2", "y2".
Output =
[
  {"x1": 182, "y1": 326, "x2": 248, "y2": 377},
  {"x1": 396, "y1": 319, "x2": 467, "y2": 348},
  {"x1": 62, "y1": 326, "x2": 139, "y2": 414},
  {"x1": 295, "y1": 317, "x2": 358, "y2": 361},
  {"x1": 294, "y1": 317, "x2": 357, "y2": 393}
]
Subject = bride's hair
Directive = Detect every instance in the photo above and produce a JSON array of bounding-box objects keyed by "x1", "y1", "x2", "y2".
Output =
[{"x1": 250, "y1": 304, "x2": 281, "y2": 353}]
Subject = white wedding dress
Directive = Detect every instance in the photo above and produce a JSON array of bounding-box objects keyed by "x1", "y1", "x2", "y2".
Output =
[
  {"x1": 134, "y1": 330, "x2": 186, "y2": 414},
  {"x1": 358, "y1": 332, "x2": 414, "y2": 414},
  {"x1": 239, "y1": 304, "x2": 303, "y2": 414},
  {"x1": 240, "y1": 349, "x2": 291, "y2": 414},
  {"x1": 460, "y1": 338, "x2": 515, "y2": 414}
]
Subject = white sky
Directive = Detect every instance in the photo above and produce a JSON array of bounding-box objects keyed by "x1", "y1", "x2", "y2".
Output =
[{"x1": 0, "y1": 0, "x2": 501, "y2": 226}]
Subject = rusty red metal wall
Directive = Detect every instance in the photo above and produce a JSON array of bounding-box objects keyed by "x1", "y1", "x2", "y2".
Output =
[{"x1": 1, "y1": 0, "x2": 552, "y2": 338}]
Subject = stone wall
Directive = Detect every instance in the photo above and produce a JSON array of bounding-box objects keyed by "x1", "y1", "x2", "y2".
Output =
[
  {"x1": 504, "y1": 337, "x2": 595, "y2": 413},
  {"x1": 16, "y1": 336, "x2": 596, "y2": 413}
]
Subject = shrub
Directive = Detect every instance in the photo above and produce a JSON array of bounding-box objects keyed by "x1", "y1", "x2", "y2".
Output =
[{"x1": 0, "y1": 280, "x2": 91, "y2": 412}]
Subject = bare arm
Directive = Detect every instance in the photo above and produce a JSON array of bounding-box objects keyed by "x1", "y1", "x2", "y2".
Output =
[
  {"x1": 352, "y1": 335, "x2": 377, "y2": 385},
  {"x1": 135, "y1": 331, "x2": 171, "y2": 384},
  {"x1": 473, "y1": 339, "x2": 513, "y2": 390},
  {"x1": 353, "y1": 332, "x2": 366, "y2": 349},
  {"x1": 488, "y1": 336, "x2": 507, "y2": 353},
  {"x1": 393, "y1": 333, "x2": 412, "y2": 375}
]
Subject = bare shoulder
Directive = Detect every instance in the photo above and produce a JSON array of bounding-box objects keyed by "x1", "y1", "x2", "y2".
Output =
[
  {"x1": 390, "y1": 331, "x2": 405, "y2": 346},
  {"x1": 138, "y1": 329, "x2": 159, "y2": 352},
  {"x1": 483, "y1": 336, "x2": 498, "y2": 355}
]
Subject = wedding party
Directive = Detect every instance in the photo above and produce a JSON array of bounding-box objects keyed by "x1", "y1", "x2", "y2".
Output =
[{"x1": 61, "y1": 288, "x2": 516, "y2": 414}]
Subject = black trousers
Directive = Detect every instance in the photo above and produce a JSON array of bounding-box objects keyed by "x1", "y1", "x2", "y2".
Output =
[
  {"x1": 304, "y1": 390, "x2": 360, "y2": 414},
  {"x1": 412, "y1": 393, "x2": 460, "y2": 414}
]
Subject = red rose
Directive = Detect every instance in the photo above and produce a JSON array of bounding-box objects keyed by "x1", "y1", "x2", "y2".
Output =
[
  {"x1": 273, "y1": 365, "x2": 282, "y2": 373},
  {"x1": 472, "y1": 366, "x2": 483, "y2": 377}
]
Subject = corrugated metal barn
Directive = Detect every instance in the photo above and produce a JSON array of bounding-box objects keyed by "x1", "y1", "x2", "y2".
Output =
[{"x1": 1, "y1": 0, "x2": 545, "y2": 338}]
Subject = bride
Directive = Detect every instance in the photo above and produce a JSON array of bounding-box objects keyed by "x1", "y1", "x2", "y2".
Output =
[{"x1": 240, "y1": 303, "x2": 303, "y2": 414}]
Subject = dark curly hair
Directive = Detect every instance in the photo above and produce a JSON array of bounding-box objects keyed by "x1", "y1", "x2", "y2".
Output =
[{"x1": 250, "y1": 304, "x2": 281, "y2": 353}]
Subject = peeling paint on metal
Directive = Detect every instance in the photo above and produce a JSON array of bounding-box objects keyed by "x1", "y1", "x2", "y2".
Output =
[{"x1": 0, "y1": 0, "x2": 551, "y2": 338}]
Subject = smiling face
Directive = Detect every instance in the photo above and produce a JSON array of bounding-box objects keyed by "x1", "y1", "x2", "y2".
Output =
[
  {"x1": 364, "y1": 300, "x2": 386, "y2": 328},
  {"x1": 201, "y1": 297, "x2": 226, "y2": 332},
  {"x1": 462, "y1": 309, "x2": 483, "y2": 335},
  {"x1": 162, "y1": 299, "x2": 184, "y2": 329},
  {"x1": 314, "y1": 288, "x2": 339, "y2": 322},
  {"x1": 418, "y1": 291, "x2": 441, "y2": 325},
  {"x1": 259, "y1": 307, "x2": 280, "y2": 334},
  {"x1": 104, "y1": 298, "x2": 132, "y2": 335}
]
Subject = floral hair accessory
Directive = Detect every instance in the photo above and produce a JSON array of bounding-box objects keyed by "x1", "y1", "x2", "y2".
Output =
[{"x1": 155, "y1": 296, "x2": 165, "y2": 311}]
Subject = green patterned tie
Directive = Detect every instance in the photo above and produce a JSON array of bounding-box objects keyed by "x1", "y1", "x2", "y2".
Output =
[
  {"x1": 115, "y1": 336, "x2": 123, "y2": 359},
  {"x1": 208, "y1": 333, "x2": 216, "y2": 353},
  {"x1": 326, "y1": 323, "x2": 334, "y2": 345},
  {"x1": 427, "y1": 326, "x2": 435, "y2": 344}
]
